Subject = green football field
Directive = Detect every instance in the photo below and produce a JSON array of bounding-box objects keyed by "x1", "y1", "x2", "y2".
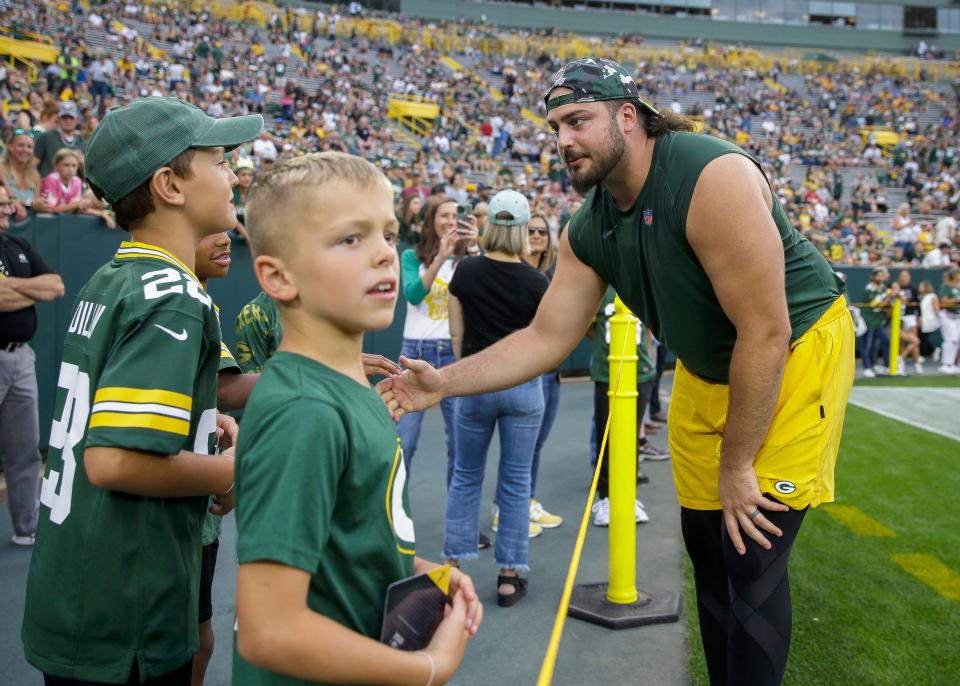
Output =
[{"x1": 685, "y1": 378, "x2": 960, "y2": 686}]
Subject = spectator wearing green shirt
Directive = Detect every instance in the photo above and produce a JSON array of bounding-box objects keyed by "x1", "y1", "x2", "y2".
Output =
[
  {"x1": 861, "y1": 267, "x2": 899, "y2": 378},
  {"x1": 33, "y1": 101, "x2": 86, "y2": 178}
]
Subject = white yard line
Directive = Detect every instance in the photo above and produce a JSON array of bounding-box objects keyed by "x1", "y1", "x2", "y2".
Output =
[{"x1": 848, "y1": 387, "x2": 960, "y2": 443}]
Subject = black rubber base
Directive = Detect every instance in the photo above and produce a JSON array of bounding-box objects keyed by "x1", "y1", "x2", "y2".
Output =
[{"x1": 568, "y1": 582, "x2": 681, "y2": 629}]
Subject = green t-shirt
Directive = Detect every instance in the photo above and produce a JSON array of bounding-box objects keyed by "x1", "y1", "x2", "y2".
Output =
[
  {"x1": 862, "y1": 281, "x2": 888, "y2": 330},
  {"x1": 939, "y1": 282, "x2": 960, "y2": 304},
  {"x1": 235, "y1": 291, "x2": 283, "y2": 373},
  {"x1": 34, "y1": 129, "x2": 87, "y2": 177},
  {"x1": 23, "y1": 241, "x2": 221, "y2": 683},
  {"x1": 591, "y1": 288, "x2": 655, "y2": 385},
  {"x1": 568, "y1": 131, "x2": 844, "y2": 382},
  {"x1": 233, "y1": 353, "x2": 415, "y2": 686}
]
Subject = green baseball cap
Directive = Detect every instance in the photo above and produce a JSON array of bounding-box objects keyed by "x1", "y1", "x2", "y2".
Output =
[
  {"x1": 86, "y1": 97, "x2": 263, "y2": 204},
  {"x1": 543, "y1": 57, "x2": 658, "y2": 117}
]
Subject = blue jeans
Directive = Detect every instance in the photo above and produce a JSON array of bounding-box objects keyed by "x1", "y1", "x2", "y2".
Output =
[
  {"x1": 396, "y1": 339, "x2": 458, "y2": 484},
  {"x1": 443, "y1": 377, "x2": 544, "y2": 570},
  {"x1": 530, "y1": 370, "x2": 560, "y2": 498},
  {"x1": 861, "y1": 327, "x2": 890, "y2": 370}
]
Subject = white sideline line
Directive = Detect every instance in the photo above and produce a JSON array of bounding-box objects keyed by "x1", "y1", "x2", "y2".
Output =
[{"x1": 848, "y1": 387, "x2": 960, "y2": 443}]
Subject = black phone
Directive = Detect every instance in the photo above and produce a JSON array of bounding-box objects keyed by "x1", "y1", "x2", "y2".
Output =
[{"x1": 456, "y1": 204, "x2": 472, "y2": 219}]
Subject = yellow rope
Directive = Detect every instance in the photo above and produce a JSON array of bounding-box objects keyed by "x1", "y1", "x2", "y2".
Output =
[{"x1": 535, "y1": 328, "x2": 630, "y2": 686}]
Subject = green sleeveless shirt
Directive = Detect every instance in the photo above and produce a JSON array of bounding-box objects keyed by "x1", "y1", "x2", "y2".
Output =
[{"x1": 568, "y1": 131, "x2": 843, "y2": 383}]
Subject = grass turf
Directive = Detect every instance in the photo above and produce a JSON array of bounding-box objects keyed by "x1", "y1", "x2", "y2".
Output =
[
  {"x1": 685, "y1": 402, "x2": 960, "y2": 685},
  {"x1": 853, "y1": 375, "x2": 960, "y2": 388}
]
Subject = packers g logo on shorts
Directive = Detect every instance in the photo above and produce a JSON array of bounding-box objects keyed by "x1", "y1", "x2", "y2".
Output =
[{"x1": 774, "y1": 480, "x2": 797, "y2": 495}]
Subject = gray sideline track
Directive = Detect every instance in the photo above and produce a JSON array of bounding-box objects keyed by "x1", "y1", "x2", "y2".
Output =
[{"x1": 0, "y1": 377, "x2": 688, "y2": 686}]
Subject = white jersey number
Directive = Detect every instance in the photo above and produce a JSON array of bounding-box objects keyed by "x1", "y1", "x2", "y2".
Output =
[
  {"x1": 142, "y1": 268, "x2": 212, "y2": 308},
  {"x1": 40, "y1": 362, "x2": 91, "y2": 525}
]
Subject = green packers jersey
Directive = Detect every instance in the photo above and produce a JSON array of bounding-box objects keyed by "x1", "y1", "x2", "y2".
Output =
[
  {"x1": 22, "y1": 241, "x2": 222, "y2": 683},
  {"x1": 234, "y1": 290, "x2": 282, "y2": 373},
  {"x1": 591, "y1": 287, "x2": 655, "y2": 385},
  {"x1": 233, "y1": 352, "x2": 415, "y2": 686},
  {"x1": 862, "y1": 282, "x2": 888, "y2": 330}
]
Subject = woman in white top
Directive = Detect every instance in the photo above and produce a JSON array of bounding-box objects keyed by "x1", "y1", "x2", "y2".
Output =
[
  {"x1": 398, "y1": 195, "x2": 478, "y2": 482},
  {"x1": 918, "y1": 280, "x2": 942, "y2": 362}
]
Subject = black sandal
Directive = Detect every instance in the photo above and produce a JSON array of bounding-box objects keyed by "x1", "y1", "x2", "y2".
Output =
[{"x1": 497, "y1": 574, "x2": 528, "y2": 607}]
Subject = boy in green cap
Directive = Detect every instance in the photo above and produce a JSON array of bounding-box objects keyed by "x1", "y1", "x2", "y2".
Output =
[{"x1": 22, "y1": 96, "x2": 263, "y2": 685}]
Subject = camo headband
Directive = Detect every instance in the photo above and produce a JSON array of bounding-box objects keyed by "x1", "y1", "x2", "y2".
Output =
[{"x1": 544, "y1": 57, "x2": 659, "y2": 117}]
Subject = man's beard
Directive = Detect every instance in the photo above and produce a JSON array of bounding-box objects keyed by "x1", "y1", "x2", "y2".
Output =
[{"x1": 565, "y1": 119, "x2": 626, "y2": 194}]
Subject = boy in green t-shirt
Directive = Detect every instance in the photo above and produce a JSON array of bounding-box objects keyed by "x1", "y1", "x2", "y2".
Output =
[
  {"x1": 234, "y1": 152, "x2": 482, "y2": 686},
  {"x1": 22, "y1": 97, "x2": 263, "y2": 684}
]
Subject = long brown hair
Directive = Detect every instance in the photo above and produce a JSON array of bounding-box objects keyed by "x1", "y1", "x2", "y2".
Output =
[
  {"x1": 526, "y1": 213, "x2": 556, "y2": 273},
  {"x1": 607, "y1": 98, "x2": 696, "y2": 137},
  {"x1": 415, "y1": 194, "x2": 465, "y2": 265}
]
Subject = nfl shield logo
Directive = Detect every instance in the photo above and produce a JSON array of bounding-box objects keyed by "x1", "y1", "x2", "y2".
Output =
[{"x1": 642, "y1": 209, "x2": 654, "y2": 226}]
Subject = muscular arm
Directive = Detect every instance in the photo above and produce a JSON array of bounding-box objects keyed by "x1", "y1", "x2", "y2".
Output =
[
  {"x1": 687, "y1": 154, "x2": 792, "y2": 552},
  {"x1": 436, "y1": 230, "x2": 606, "y2": 398},
  {"x1": 4, "y1": 274, "x2": 65, "y2": 302},
  {"x1": 84, "y1": 446, "x2": 234, "y2": 497}
]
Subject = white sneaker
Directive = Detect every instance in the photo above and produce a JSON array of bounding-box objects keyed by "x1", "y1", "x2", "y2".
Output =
[
  {"x1": 915, "y1": 362, "x2": 924, "y2": 374},
  {"x1": 939, "y1": 365, "x2": 959, "y2": 375},
  {"x1": 591, "y1": 498, "x2": 649, "y2": 525},
  {"x1": 635, "y1": 500, "x2": 650, "y2": 523},
  {"x1": 863, "y1": 368, "x2": 876, "y2": 378},
  {"x1": 11, "y1": 533, "x2": 35, "y2": 546},
  {"x1": 874, "y1": 365, "x2": 889, "y2": 375}
]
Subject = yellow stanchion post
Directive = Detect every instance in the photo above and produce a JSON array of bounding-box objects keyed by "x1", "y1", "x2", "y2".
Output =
[
  {"x1": 565, "y1": 295, "x2": 680, "y2": 632},
  {"x1": 607, "y1": 296, "x2": 639, "y2": 604},
  {"x1": 889, "y1": 295, "x2": 901, "y2": 376}
]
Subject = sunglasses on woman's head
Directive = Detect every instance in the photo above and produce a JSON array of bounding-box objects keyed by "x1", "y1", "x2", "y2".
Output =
[
  {"x1": 528, "y1": 227, "x2": 549, "y2": 236},
  {"x1": 12, "y1": 128, "x2": 37, "y2": 139}
]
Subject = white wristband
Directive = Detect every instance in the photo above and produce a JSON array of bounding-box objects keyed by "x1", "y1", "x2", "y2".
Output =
[{"x1": 415, "y1": 650, "x2": 435, "y2": 686}]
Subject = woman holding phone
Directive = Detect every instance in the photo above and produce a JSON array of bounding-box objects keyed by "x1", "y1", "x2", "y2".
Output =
[{"x1": 398, "y1": 195, "x2": 479, "y2": 485}]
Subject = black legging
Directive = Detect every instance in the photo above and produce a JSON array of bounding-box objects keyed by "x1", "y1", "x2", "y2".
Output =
[{"x1": 681, "y1": 502, "x2": 808, "y2": 686}]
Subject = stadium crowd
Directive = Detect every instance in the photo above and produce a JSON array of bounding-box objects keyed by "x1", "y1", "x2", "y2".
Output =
[
  {"x1": 1, "y1": 0, "x2": 959, "y2": 379},
  {"x1": 1, "y1": 0, "x2": 959, "y2": 274}
]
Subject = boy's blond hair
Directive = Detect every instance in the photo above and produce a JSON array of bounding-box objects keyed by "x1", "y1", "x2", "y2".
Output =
[
  {"x1": 480, "y1": 218, "x2": 530, "y2": 257},
  {"x1": 245, "y1": 152, "x2": 392, "y2": 257}
]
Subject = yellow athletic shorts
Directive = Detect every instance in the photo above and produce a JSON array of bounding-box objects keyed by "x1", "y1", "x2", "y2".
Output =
[{"x1": 669, "y1": 295, "x2": 856, "y2": 511}]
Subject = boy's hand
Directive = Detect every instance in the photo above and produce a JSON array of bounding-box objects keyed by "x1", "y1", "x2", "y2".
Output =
[
  {"x1": 209, "y1": 486, "x2": 235, "y2": 516},
  {"x1": 448, "y1": 567, "x2": 483, "y2": 638},
  {"x1": 361, "y1": 353, "x2": 401, "y2": 379},
  {"x1": 216, "y1": 412, "x2": 239, "y2": 449},
  {"x1": 425, "y1": 590, "x2": 470, "y2": 684}
]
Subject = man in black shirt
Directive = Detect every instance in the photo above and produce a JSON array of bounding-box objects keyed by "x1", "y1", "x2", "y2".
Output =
[{"x1": 0, "y1": 186, "x2": 65, "y2": 545}]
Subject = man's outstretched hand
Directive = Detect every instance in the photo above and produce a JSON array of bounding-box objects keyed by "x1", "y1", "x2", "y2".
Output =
[{"x1": 375, "y1": 355, "x2": 445, "y2": 421}]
